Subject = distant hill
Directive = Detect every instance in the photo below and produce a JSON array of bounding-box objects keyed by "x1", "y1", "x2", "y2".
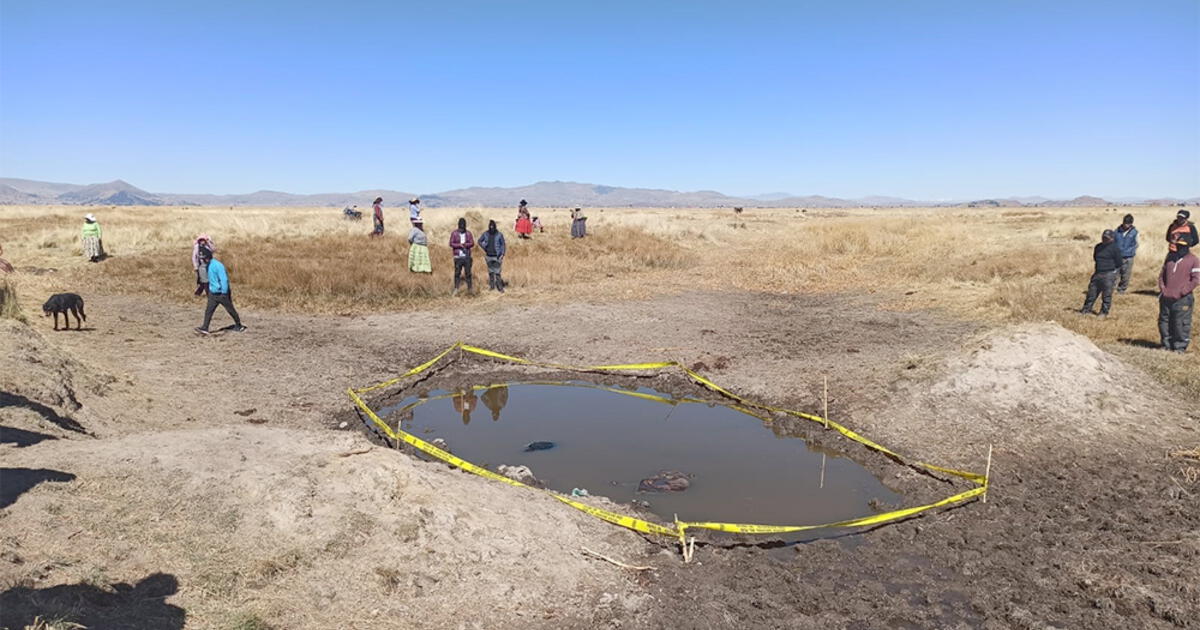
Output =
[{"x1": 0, "y1": 176, "x2": 1192, "y2": 208}]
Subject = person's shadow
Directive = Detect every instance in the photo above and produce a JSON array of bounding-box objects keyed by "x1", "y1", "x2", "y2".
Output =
[
  {"x1": 0, "y1": 573, "x2": 185, "y2": 630},
  {"x1": 0, "y1": 426, "x2": 58, "y2": 447},
  {"x1": 1, "y1": 468, "x2": 76, "y2": 509},
  {"x1": 1118, "y1": 338, "x2": 1163, "y2": 350}
]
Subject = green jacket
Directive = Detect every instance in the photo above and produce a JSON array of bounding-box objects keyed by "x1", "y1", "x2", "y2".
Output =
[{"x1": 81, "y1": 222, "x2": 102, "y2": 239}]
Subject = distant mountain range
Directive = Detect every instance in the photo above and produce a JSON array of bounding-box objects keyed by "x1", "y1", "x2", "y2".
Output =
[{"x1": 0, "y1": 177, "x2": 1196, "y2": 209}]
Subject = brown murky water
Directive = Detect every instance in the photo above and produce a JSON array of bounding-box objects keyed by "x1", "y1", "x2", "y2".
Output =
[{"x1": 379, "y1": 382, "x2": 900, "y2": 542}]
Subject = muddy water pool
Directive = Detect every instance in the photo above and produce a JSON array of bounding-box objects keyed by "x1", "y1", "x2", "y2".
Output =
[{"x1": 379, "y1": 382, "x2": 901, "y2": 542}]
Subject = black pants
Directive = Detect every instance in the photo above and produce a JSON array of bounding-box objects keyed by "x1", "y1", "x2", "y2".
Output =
[
  {"x1": 486, "y1": 256, "x2": 504, "y2": 291},
  {"x1": 1117, "y1": 257, "x2": 1135, "y2": 292},
  {"x1": 453, "y1": 257, "x2": 473, "y2": 291},
  {"x1": 1159, "y1": 293, "x2": 1193, "y2": 351},
  {"x1": 1081, "y1": 270, "x2": 1117, "y2": 314},
  {"x1": 202, "y1": 292, "x2": 241, "y2": 330}
]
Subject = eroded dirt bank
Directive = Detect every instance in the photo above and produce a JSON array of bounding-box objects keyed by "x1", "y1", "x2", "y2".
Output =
[{"x1": 2, "y1": 291, "x2": 1196, "y2": 629}]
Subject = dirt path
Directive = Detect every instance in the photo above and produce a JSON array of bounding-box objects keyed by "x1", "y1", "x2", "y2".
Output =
[{"x1": 3, "y1": 290, "x2": 1197, "y2": 629}]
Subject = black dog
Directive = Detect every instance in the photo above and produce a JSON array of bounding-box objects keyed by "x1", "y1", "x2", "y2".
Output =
[{"x1": 42, "y1": 293, "x2": 86, "y2": 331}]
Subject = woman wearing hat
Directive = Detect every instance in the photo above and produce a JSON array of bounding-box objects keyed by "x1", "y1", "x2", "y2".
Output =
[
  {"x1": 191, "y1": 234, "x2": 217, "y2": 295},
  {"x1": 371, "y1": 197, "x2": 385, "y2": 237},
  {"x1": 81, "y1": 213, "x2": 104, "y2": 262},
  {"x1": 514, "y1": 200, "x2": 533, "y2": 239},
  {"x1": 408, "y1": 219, "x2": 432, "y2": 273},
  {"x1": 570, "y1": 207, "x2": 587, "y2": 239}
]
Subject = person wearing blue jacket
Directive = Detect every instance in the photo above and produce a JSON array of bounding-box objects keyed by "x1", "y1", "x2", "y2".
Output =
[
  {"x1": 195, "y1": 247, "x2": 245, "y2": 334},
  {"x1": 478, "y1": 219, "x2": 507, "y2": 293},
  {"x1": 1114, "y1": 214, "x2": 1139, "y2": 294}
]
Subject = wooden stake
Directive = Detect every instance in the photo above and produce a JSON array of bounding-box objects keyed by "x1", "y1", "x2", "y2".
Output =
[
  {"x1": 819, "y1": 452, "x2": 826, "y2": 489},
  {"x1": 581, "y1": 547, "x2": 654, "y2": 571},
  {"x1": 822, "y1": 375, "x2": 830, "y2": 430},
  {"x1": 983, "y1": 444, "x2": 994, "y2": 504}
]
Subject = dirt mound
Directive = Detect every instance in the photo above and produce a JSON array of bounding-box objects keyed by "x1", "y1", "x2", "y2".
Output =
[
  {"x1": 0, "y1": 319, "x2": 118, "y2": 440},
  {"x1": 933, "y1": 321, "x2": 1147, "y2": 416},
  {"x1": 0, "y1": 426, "x2": 661, "y2": 629},
  {"x1": 889, "y1": 322, "x2": 1171, "y2": 456}
]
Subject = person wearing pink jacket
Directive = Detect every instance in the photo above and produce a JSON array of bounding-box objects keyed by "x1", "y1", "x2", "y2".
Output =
[{"x1": 1158, "y1": 232, "x2": 1200, "y2": 352}]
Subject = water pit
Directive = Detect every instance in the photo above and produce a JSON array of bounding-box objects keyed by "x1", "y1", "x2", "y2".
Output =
[{"x1": 378, "y1": 381, "x2": 902, "y2": 543}]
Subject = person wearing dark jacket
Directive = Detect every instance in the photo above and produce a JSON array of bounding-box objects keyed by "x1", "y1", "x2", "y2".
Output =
[
  {"x1": 1080, "y1": 229, "x2": 1124, "y2": 316},
  {"x1": 478, "y1": 219, "x2": 507, "y2": 293},
  {"x1": 1157, "y1": 233, "x2": 1200, "y2": 352},
  {"x1": 1166, "y1": 210, "x2": 1198, "y2": 253},
  {"x1": 449, "y1": 217, "x2": 475, "y2": 295},
  {"x1": 1114, "y1": 214, "x2": 1138, "y2": 293}
]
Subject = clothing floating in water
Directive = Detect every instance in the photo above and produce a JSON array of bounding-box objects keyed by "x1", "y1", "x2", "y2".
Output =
[
  {"x1": 638, "y1": 470, "x2": 691, "y2": 493},
  {"x1": 524, "y1": 441, "x2": 556, "y2": 452}
]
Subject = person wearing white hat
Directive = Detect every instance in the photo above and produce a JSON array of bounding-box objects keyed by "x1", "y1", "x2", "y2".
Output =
[
  {"x1": 81, "y1": 213, "x2": 104, "y2": 262},
  {"x1": 409, "y1": 198, "x2": 423, "y2": 224}
]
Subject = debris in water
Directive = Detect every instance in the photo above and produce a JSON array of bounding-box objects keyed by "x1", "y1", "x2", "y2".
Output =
[
  {"x1": 571, "y1": 487, "x2": 589, "y2": 497},
  {"x1": 638, "y1": 470, "x2": 691, "y2": 493},
  {"x1": 431, "y1": 438, "x2": 450, "y2": 452},
  {"x1": 524, "y1": 441, "x2": 556, "y2": 452},
  {"x1": 498, "y1": 464, "x2": 540, "y2": 486}
]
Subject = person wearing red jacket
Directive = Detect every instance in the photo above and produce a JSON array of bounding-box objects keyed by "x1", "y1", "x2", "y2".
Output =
[{"x1": 1158, "y1": 233, "x2": 1200, "y2": 352}]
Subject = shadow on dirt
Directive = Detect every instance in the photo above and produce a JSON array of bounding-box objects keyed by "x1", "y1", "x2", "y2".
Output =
[
  {"x1": 1118, "y1": 337, "x2": 1164, "y2": 350},
  {"x1": 0, "y1": 468, "x2": 76, "y2": 509},
  {"x1": 0, "y1": 391, "x2": 88, "y2": 434},
  {"x1": 0, "y1": 426, "x2": 58, "y2": 447},
  {"x1": 0, "y1": 573, "x2": 185, "y2": 630}
]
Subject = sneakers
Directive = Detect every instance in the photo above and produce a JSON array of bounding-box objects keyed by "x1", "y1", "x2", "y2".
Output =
[
  {"x1": 194, "y1": 327, "x2": 210, "y2": 335},
  {"x1": 232, "y1": 325, "x2": 247, "y2": 332}
]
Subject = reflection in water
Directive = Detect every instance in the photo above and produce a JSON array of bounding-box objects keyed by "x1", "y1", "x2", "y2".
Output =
[
  {"x1": 481, "y1": 385, "x2": 509, "y2": 421},
  {"x1": 452, "y1": 391, "x2": 478, "y2": 425}
]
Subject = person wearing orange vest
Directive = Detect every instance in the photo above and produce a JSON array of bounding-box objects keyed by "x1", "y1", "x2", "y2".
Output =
[
  {"x1": 1158, "y1": 232, "x2": 1200, "y2": 352},
  {"x1": 1165, "y1": 210, "x2": 1198, "y2": 253}
]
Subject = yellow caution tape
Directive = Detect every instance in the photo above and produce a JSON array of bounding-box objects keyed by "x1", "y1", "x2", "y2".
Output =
[{"x1": 347, "y1": 342, "x2": 989, "y2": 541}]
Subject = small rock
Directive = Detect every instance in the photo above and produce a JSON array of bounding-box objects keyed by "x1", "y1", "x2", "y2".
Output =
[
  {"x1": 431, "y1": 438, "x2": 450, "y2": 451},
  {"x1": 234, "y1": 408, "x2": 257, "y2": 417},
  {"x1": 338, "y1": 421, "x2": 348, "y2": 429},
  {"x1": 524, "y1": 441, "x2": 555, "y2": 452}
]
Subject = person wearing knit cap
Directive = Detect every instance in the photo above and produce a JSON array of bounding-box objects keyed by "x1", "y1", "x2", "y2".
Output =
[
  {"x1": 1166, "y1": 209, "x2": 1198, "y2": 253},
  {"x1": 1114, "y1": 214, "x2": 1138, "y2": 294},
  {"x1": 1158, "y1": 232, "x2": 1200, "y2": 352},
  {"x1": 1080, "y1": 229, "x2": 1123, "y2": 317}
]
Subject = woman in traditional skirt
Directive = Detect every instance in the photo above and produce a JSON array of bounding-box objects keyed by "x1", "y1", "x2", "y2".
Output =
[
  {"x1": 408, "y1": 220, "x2": 432, "y2": 273},
  {"x1": 81, "y1": 213, "x2": 104, "y2": 262},
  {"x1": 191, "y1": 234, "x2": 217, "y2": 295},
  {"x1": 371, "y1": 197, "x2": 385, "y2": 237},
  {"x1": 514, "y1": 200, "x2": 533, "y2": 239},
  {"x1": 570, "y1": 207, "x2": 587, "y2": 239}
]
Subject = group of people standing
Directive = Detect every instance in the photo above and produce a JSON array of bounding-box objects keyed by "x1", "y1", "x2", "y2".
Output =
[
  {"x1": 1081, "y1": 210, "x2": 1200, "y2": 352},
  {"x1": 368, "y1": 197, "x2": 592, "y2": 294}
]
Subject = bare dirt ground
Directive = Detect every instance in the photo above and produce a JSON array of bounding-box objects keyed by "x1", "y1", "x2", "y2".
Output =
[{"x1": 2, "y1": 205, "x2": 1198, "y2": 629}]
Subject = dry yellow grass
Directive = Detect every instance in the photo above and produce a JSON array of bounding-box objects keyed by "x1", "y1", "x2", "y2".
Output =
[{"x1": 2, "y1": 203, "x2": 1197, "y2": 392}]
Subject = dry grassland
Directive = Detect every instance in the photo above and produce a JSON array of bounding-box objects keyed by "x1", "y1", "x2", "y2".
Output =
[{"x1": 1, "y1": 203, "x2": 1196, "y2": 393}]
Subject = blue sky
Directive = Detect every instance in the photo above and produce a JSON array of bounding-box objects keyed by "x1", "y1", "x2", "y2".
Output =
[{"x1": 1, "y1": 1, "x2": 1197, "y2": 199}]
